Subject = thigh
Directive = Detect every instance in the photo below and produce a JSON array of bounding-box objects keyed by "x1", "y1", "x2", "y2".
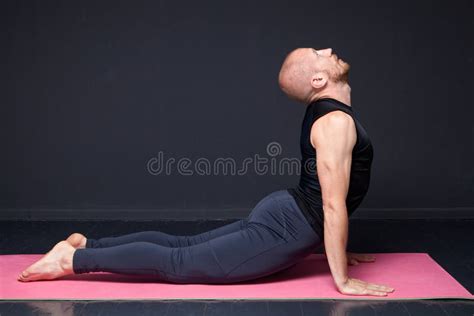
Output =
[
  {"x1": 217, "y1": 190, "x2": 322, "y2": 282},
  {"x1": 168, "y1": 221, "x2": 291, "y2": 283},
  {"x1": 181, "y1": 218, "x2": 248, "y2": 245},
  {"x1": 223, "y1": 236, "x2": 308, "y2": 283},
  {"x1": 209, "y1": 221, "x2": 315, "y2": 283}
]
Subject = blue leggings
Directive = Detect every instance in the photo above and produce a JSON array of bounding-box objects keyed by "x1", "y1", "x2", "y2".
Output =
[{"x1": 72, "y1": 189, "x2": 322, "y2": 284}]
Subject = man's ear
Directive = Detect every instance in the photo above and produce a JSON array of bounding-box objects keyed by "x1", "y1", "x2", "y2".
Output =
[{"x1": 311, "y1": 71, "x2": 328, "y2": 89}]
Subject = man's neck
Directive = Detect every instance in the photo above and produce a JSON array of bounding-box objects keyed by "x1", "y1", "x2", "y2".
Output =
[{"x1": 310, "y1": 82, "x2": 352, "y2": 106}]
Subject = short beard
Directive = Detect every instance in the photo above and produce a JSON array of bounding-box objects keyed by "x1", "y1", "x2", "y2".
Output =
[
  {"x1": 333, "y1": 64, "x2": 350, "y2": 83},
  {"x1": 337, "y1": 71, "x2": 349, "y2": 83}
]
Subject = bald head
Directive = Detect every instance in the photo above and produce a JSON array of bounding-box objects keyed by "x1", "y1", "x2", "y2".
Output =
[
  {"x1": 278, "y1": 48, "x2": 317, "y2": 103},
  {"x1": 278, "y1": 47, "x2": 350, "y2": 103}
]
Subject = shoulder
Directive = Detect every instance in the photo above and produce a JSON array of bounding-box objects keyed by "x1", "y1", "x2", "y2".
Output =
[
  {"x1": 310, "y1": 110, "x2": 356, "y2": 148},
  {"x1": 312, "y1": 110, "x2": 354, "y2": 132}
]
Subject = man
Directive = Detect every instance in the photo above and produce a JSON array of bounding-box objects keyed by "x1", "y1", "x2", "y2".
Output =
[
  {"x1": 279, "y1": 47, "x2": 393, "y2": 296},
  {"x1": 18, "y1": 48, "x2": 394, "y2": 297}
]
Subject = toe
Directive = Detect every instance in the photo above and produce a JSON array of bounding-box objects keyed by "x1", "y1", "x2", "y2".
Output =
[{"x1": 18, "y1": 272, "x2": 28, "y2": 282}]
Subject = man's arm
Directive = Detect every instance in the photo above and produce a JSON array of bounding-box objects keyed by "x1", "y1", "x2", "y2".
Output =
[{"x1": 311, "y1": 111, "x2": 354, "y2": 287}]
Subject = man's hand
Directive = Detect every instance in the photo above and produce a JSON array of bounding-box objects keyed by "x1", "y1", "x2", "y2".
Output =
[
  {"x1": 337, "y1": 278, "x2": 395, "y2": 296},
  {"x1": 338, "y1": 253, "x2": 395, "y2": 297},
  {"x1": 321, "y1": 251, "x2": 395, "y2": 296}
]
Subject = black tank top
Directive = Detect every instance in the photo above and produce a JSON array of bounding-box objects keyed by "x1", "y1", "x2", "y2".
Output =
[{"x1": 287, "y1": 98, "x2": 374, "y2": 238}]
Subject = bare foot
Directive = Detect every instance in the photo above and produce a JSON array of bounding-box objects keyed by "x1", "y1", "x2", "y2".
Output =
[
  {"x1": 18, "y1": 241, "x2": 76, "y2": 282},
  {"x1": 66, "y1": 233, "x2": 87, "y2": 249}
]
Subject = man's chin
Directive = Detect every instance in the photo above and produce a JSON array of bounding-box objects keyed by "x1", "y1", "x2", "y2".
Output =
[
  {"x1": 334, "y1": 70, "x2": 350, "y2": 83},
  {"x1": 339, "y1": 74, "x2": 349, "y2": 83}
]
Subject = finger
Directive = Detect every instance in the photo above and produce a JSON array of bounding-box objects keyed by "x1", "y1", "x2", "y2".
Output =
[
  {"x1": 373, "y1": 283, "x2": 395, "y2": 292},
  {"x1": 351, "y1": 279, "x2": 394, "y2": 292},
  {"x1": 364, "y1": 289, "x2": 388, "y2": 297},
  {"x1": 366, "y1": 285, "x2": 393, "y2": 293},
  {"x1": 366, "y1": 283, "x2": 395, "y2": 292},
  {"x1": 341, "y1": 286, "x2": 388, "y2": 297}
]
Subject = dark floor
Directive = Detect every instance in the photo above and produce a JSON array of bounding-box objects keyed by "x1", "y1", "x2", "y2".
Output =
[{"x1": 1, "y1": 219, "x2": 473, "y2": 315}]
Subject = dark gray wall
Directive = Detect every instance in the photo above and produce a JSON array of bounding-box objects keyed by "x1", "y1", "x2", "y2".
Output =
[{"x1": 1, "y1": 0, "x2": 473, "y2": 216}]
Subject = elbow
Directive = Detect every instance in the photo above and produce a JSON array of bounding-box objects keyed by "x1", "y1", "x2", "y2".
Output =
[
  {"x1": 322, "y1": 200, "x2": 349, "y2": 229},
  {"x1": 323, "y1": 207, "x2": 348, "y2": 226},
  {"x1": 322, "y1": 199, "x2": 347, "y2": 214}
]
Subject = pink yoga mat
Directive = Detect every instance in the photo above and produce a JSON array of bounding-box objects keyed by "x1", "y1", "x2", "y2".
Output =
[{"x1": 1, "y1": 253, "x2": 472, "y2": 300}]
